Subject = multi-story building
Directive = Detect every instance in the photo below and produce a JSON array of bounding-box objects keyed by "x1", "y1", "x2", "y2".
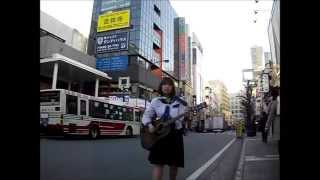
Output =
[
  {"x1": 208, "y1": 80, "x2": 231, "y2": 124},
  {"x1": 230, "y1": 93, "x2": 244, "y2": 124},
  {"x1": 87, "y1": 0, "x2": 179, "y2": 101},
  {"x1": 250, "y1": 45, "x2": 264, "y2": 98},
  {"x1": 251, "y1": 46, "x2": 263, "y2": 71},
  {"x1": 204, "y1": 82, "x2": 220, "y2": 114},
  {"x1": 40, "y1": 10, "x2": 111, "y2": 97},
  {"x1": 174, "y1": 17, "x2": 193, "y2": 105},
  {"x1": 192, "y1": 32, "x2": 204, "y2": 104},
  {"x1": 268, "y1": 0, "x2": 280, "y2": 88},
  {"x1": 251, "y1": 45, "x2": 264, "y2": 79},
  {"x1": 268, "y1": 0, "x2": 280, "y2": 67},
  {"x1": 264, "y1": 52, "x2": 272, "y2": 65},
  {"x1": 40, "y1": 11, "x2": 88, "y2": 54}
]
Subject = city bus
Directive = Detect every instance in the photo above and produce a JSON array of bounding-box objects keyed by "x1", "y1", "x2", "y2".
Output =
[{"x1": 40, "y1": 89, "x2": 143, "y2": 138}]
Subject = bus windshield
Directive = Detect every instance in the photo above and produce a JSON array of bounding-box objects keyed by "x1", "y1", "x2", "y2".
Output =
[{"x1": 40, "y1": 91, "x2": 60, "y2": 106}]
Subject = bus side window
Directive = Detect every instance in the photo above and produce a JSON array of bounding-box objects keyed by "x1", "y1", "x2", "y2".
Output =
[
  {"x1": 114, "y1": 105, "x2": 122, "y2": 120},
  {"x1": 122, "y1": 107, "x2": 132, "y2": 121},
  {"x1": 128, "y1": 108, "x2": 133, "y2": 121},
  {"x1": 122, "y1": 107, "x2": 127, "y2": 121},
  {"x1": 66, "y1": 95, "x2": 78, "y2": 115},
  {"x1": 89, "y1": 100, "x2": 94, "y2": 117},
  {"x1": 104, "y1": 103, "x2": 112, "y2": 120},
  {"x1": 135, "y1": 111, "x2": 141, "y2": 122},
  {"x1": 137, "y1": 111, "x2": 142, "y2": 122},
  {"x1": 80, "y1": 100, "x2": 86, "y2": 116},
  {"x1": 89, "y1": 100, "x2": 104, "y2": 118}
]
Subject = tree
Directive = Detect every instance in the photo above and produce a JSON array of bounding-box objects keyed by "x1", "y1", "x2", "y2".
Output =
[{"x1": 238, "y1": 84, "x2": 256, "y2": 136}]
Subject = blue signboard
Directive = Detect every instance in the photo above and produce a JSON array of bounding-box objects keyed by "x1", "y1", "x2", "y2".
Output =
[
  {"x1": 96, "y1": 56, "x2": 128, "y2": 71},
  {"x1": 96, "y1": 32, "x2": 128, "y2": 53}
]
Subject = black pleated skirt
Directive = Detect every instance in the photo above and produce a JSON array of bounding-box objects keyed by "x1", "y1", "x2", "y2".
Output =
[{"x1": 148, "y1": 126, "x2": 184, "y2": 168}]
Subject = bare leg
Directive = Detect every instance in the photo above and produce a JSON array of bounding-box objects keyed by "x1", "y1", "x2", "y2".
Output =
[
  {"x1": 169, "y1": 166, "x2": 178, "y2": 180},
  {"x1": 152, "y1": 165, "x2": 164, "y2": 180}
]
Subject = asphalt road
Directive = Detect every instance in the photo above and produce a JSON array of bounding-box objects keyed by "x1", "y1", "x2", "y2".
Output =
[{"x1": 40, "y1": 131, "x2": 236, "y2": 180}]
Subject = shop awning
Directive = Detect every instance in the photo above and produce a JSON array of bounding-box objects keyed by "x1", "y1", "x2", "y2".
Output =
[{"x1": 40, "y1": 53, "x2": 112, "y2": 82}]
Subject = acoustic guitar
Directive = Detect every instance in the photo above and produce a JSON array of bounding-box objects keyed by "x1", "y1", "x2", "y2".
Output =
[{"x1": 140, "y1": 102, "x2": 207, "y2": 150}]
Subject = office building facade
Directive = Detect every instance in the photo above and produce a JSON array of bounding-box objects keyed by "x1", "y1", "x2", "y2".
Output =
[
  {"x1": 41, "y1": 11, "x2": 88, "y2": 54},
  {"x1": 209, "y1": 80, "x2": 231, "y2": 122},
  {"x1": 192, "y1": 32, "x2": 204, "y2": 104},
  {"x1": 87, "y1": 0, "x2": 179, "y2": 100},
  {"x1": 230, "y1": 93, "x2": 244, "y2": 123},
  {"x1": 268, "y1": 0, "x2": 280, "y2": 66},
  {"x1": 174, "y1": 17, "x2": 193, "y2": 104},
  {"x1": 40, "y1": 11, "x2": 109, "y2": 96},
  {"x1": 251, "y1": 46, "x2": 264, "y2": 83}
]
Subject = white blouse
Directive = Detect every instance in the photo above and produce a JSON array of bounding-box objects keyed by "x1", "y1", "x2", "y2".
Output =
[{"x1": 142, "y1": 97, "x2": 188, "y2": 130}]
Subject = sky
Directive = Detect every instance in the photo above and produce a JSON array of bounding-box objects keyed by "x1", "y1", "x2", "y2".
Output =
[{"x1": 40, "y1": 0, "x2": 273, "y2": 94}]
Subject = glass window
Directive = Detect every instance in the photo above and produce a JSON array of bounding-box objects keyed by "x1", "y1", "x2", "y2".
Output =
[
  {"x1": 154, "y1": 5, "x2": 161, "y2": 16},
  {"x1": 80, "y1": 100, "x2": 86, "y2": 115},
  {"x1": 40, "y1": 91, "x2": 60, "y2": 106},
  {"x1": 89, "y1": 100, "x2": 104, "y2": 119},
  {"x1": 123, "y1": 107, "x2": 133, "y2": 121},
  {"x1": 66, "y1": 95, "x2": 78, "y2": 115},
  {"x1": 134, "y1": 110, "x2": 141, "y2": 122}
]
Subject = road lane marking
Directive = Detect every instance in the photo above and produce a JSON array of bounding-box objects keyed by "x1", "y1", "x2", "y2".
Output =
[
  {"x1": 246, "y1": 138, "x2": 259, "y2": 141},
  {"x1": 186, "y1": 137, "x2": 236, "y2": 180},
  {"x1": 245, "y1": 155, "x2": 279, "y2": 161},
  {"x1": 265, "y1": 154, "x2": 279, "y2": 158}
]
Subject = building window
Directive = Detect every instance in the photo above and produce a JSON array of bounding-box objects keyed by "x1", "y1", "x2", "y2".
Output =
[{"x1": 154, "y1": 5, "x2": 161, "y2": 16}]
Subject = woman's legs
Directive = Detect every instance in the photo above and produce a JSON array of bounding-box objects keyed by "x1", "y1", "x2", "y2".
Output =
[
  {"x1": 152, "y1": 165, "x2": 164, "y2": 180},
  {"x1": 169, "y1": 166, "x2": 178, "y2": 180}
]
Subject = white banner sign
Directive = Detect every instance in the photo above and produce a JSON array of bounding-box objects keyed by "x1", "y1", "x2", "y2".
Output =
[{"x1": 108, "y1": 96, "x2": 150, "y2": 109}]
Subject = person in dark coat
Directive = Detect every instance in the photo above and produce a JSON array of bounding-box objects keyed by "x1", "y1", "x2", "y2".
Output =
[
  {"x1": 260, "y1": 98, "x2": 270, "y2": 143},
  {"x1": 265, "y1": 87, "x2": 280, "y2": 153}
]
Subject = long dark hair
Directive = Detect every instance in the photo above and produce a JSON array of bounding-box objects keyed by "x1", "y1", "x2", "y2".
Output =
[{"x1": 157, "y1": 77, "x2": 176, "y2": 98}]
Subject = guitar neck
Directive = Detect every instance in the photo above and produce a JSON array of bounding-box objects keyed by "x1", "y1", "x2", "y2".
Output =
[
  {"x1": 164, "y1": 109, "x2": 191, "y2": 125},
  {"x1": 161, "y1": 102, "x2": 206, "y2": 126}
]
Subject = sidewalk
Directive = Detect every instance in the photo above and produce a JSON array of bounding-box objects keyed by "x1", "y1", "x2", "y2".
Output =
[{"x1": 235, "y1": 132, "x2": 280, "y2": 180}]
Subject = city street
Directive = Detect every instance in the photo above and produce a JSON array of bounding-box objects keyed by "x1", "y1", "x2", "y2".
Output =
[
  {"x1": 39, "y1": 0, "x2": 280, "y2": 180},
  {"x1": 40, "y1": 131, "x2": 236, "y2": 180}
]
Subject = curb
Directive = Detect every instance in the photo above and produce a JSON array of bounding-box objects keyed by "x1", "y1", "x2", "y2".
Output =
[{"x1": 234, "y1": 137, "x2": 246, "y2": 180}]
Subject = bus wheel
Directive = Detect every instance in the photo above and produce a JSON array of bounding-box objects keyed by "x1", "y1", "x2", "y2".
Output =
[
  {"x1": 125, "y1": 127, "x2": 133, "y2": 137},
  {"x1": 89, "y1": 127, "x2": 99, "y2": 139}
]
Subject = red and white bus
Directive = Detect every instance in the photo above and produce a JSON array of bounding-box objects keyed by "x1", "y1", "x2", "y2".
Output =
[{"x1": 40, "y1": 89, "x2": 143, "y2": 138}]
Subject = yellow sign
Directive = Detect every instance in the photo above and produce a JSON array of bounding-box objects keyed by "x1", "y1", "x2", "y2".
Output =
[{"x1": 97, "y1": 9, "x2": 130, "y2": 32}]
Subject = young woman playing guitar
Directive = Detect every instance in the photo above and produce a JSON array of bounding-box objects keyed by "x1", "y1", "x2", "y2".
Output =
[{"x1": 142, "y1": 77, "x2": 187, "y2": 180}]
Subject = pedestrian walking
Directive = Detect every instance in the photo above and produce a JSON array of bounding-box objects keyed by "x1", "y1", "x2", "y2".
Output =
[
  {"x1": 182, "y1": 115, "x2": 189, "y2": 136},
  {"x1": 142, "y1": 77, "x2": 188, "y2": 180},
  {"x1": 260, "y1": 98, "x2": 269, "y2": 143},
  {"x1": 265, "y1": 87, "x2": 280, "y2": 153}
]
